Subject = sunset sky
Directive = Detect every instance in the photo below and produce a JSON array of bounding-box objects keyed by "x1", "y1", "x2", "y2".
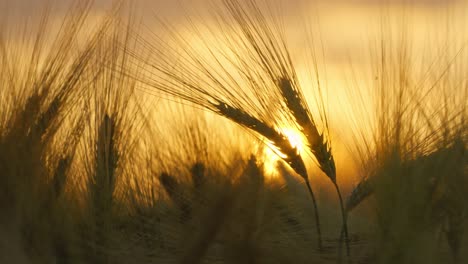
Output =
[{"x1": 3, "y1": 0, "x2": 466, "y2": 183}]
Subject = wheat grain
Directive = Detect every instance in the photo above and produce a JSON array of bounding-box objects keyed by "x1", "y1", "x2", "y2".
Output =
[{"x1": 214, "y1": 101, "x2": 308, "y2": 179}]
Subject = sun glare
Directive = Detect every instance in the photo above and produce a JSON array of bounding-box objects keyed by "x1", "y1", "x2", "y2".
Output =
[
  {"x1": 282, "y1": 128, "x2": 304, "y2": 154},
  {"x1": 259, "y1": 127, "x2": 305, "y2": 177}
]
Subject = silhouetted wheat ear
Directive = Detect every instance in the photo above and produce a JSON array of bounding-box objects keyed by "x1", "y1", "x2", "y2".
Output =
[
  {"x1": 52, "y1": 156, "x2": 71, "y2": 199},
  {"x1": 95, "y1": 114, "x2": 118, "y2": 197},
  {"x1": 278, "y1": 77, "x2": 336, "y2": 181},
  {"x1": 346, "y1": 140, "x2": 466, "y2": 213},
  {"x1": 278, "y1": 77, "x2": 349, "y2": 258},
  {"x1": 89, "y1": 114, "x2": 119, "y2": 263},
  {"x1": 213, "y1": 101, "x2": 307, "y2": 179},
  {"x1": 160, "y1": 172, "x2": 179, "y2": 198},
  {"x1": 160, "y1": 173, "x2": 191, "y2": 222},
  {"x1": 213, "y1": 100, "x2": 325, "y2": 249},
  {"x1": 346, "y1": 177, "x2": 374, "y2": 212},
  {"x1": 93, "y1": 114, "x2": 119, "y2": 211}
]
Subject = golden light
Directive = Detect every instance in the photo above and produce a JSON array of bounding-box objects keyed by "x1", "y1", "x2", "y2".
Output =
[
  {"x1": 259, "y1": 127, "x2": 305, "y2": 177},
  {"x1": 261, "y1": 146, "x2": 281, "y2": 176},
  {"x1": 281, "y1": 128, "x2": 305, "y2": 154}
]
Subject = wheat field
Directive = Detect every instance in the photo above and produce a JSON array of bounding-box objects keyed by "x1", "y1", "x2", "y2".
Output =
[{"x1": 0, "y1": 0, "x2": 466, "y2": 263}]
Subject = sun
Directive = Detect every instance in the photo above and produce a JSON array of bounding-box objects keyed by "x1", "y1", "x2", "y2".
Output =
[
  {"x1": 281, "y1": 128, "x2": 305, "y2": 154},
  {"x1": 259, "y1": 127, "x2": 305, "y2": 176}
]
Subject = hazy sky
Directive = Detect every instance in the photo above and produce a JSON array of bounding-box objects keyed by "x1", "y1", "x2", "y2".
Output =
[
  {"x1": 2, "y1": 0, "x2": 462, "y2": 15},
  {"x1": 2, "y1": 0, "x2": 465, "y2": 180},
  {"x1": 4, "y1": 0, "x2": 462, "y2": 112},
  {"x1": 4, "y1": 0, "x2": 464, "y2": 95}
]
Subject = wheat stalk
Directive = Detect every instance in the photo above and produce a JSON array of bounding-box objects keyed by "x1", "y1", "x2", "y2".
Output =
[
  {"x1": 346, "y1": 177, "x2": 373, "y2": 213},
  {"x1": 214, "y1": 101, "x2": 307, "y2": 178},
  {"x1": 212, "y1": 100, "x2": 324, "y2": 248},
  {"x1": 132, "y1": 0, "x2": 338, "y2": 252},
  {"x1": 88, "y1": 114, "x2": 119, "y2": 263},
  {"x1": 278, "y1": 76, "x2": 349, "y2": 258},
  {"x1": 277, "y1": 77, "x2": 336, "y2": 180},
  {"x1": 160, "y1": 172, "x2": 192, "y2": 222}
]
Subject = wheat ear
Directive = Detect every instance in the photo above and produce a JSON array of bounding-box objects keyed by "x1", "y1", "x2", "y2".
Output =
[
  {"x1": 213, "y1": 100, "x2": 323, "y2": 248},
  {"x1": 278, "y1": 77, "x2": 349, "y2": 256},
  {"x1": 89, "y1": 114, "x2": 119, "y2": 263}
]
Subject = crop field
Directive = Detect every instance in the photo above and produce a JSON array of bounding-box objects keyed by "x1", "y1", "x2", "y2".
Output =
[{"x1": 0, "y1": 0, "x2": 466, "y2": 263}]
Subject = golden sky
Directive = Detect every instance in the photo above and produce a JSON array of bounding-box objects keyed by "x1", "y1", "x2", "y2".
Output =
[{"x1": 3, "y1": 0, "x2": 466, "y2": 185}]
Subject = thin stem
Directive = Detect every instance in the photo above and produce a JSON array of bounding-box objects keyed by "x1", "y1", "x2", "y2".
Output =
[
  {"x1": 334, "y1": 181, "x2": 350, "y2": 261},
  {"x1": 305, "y1": 179, "x2": 323, "y2": 250},
  {"x1": 338, "y1": 227, "x2": 345, "y2": 264}
]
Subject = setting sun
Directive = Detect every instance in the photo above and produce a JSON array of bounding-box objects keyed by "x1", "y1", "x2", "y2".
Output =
[
  {"x1": 282, "y1": 128, "x2": 305, "y2": 154},
  {"x1": 260, "y1": 127, "x2": 306, "y2": 176}
]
